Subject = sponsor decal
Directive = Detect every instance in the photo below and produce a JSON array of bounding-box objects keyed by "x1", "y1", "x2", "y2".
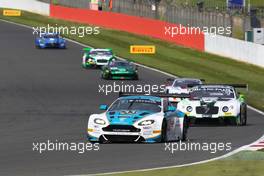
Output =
[
  {"x1": 3, "y1": 9, "x2": 21, "y2": 16},
  {"x1": 224, "y1": 112, "x2": 232, "y2": 116},
  {"x1": 130, "y1": 45, "x2": 155, "y2": 54}
]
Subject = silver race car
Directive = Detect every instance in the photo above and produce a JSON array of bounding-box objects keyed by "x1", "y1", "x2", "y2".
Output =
[{"x1": 165, "y1": 78, "x2": 204, "y2": 103}]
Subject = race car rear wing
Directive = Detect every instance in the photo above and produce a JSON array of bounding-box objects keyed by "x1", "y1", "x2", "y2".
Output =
[
  {"x1": 119, "y1": 92, "x2": 190, "y2": 98},
  {"x1": 166, "y1": 78, "x2": 205, "y2": 82},
  {"x1": 187, "y1": 83, "x2": 248, "y2": 91}
]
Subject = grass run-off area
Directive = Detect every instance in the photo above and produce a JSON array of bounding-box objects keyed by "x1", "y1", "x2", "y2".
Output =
[
  {"x1": 0, "y1": 9, "x2": 264, "y2": 111},
  {"x1": 105, "y1": 151, "x2": 264, "y2": 176}
]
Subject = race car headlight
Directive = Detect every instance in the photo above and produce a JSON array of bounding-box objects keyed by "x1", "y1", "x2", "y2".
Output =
[
  {"x1": 138, "y1": 120, "x2": 155, "y2": 126},
  {"x1": 94, "y1": 118, "x2": 106, "y2": 125},
  {"x1": 222, "y1": 106, "x2": 229, "y2": 112},
  {"x1": 88, "y1": 58, "x2": 94, "y2": 62},
  {"x1": 186, "y1": 106, "x2": 193, "y2": 112}
]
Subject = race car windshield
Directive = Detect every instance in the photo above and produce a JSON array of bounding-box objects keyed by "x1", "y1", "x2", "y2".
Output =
[
  {"x1": 110, "y1": 62, "x2": 132, "y2": 67},
  {"x1": 173, "y1": 80, "x2": 201, "y2": 88},
  {"x1": 190, "y1": 87, "x2": 235, "y2": 99},
  {"x1": 109, "y1": 99, "x2": 161, "y2": 112},
  {"x1": 90, "y1": 51, "x2": 112, "y2": 55},
  {"x1": 43, "y1": 34, "x2": 59, "y2": 38}
]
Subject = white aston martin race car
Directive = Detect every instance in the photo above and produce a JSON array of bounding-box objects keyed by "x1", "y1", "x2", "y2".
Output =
[
  {"x1": 165, "y1": 78, "x2": 204, "y2": 103},
  {"x1": 82, "y1": 48, "x2": 115, "y2": 68},
  {"x1": 87, "y1": 93, "x2": 190, "y2": 143},
  {"x1": 177, "y1": 84, "x2": 248, "y2": 126}
]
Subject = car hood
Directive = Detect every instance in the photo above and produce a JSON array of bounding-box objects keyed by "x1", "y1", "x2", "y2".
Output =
[
  {"x1": 106, "y1": 110, "x2": 155, "y2": 125},
  {"x1": 44, "y1": 38, "x2": 61, "y2": 43},
  {"x1": 110, "y1": 66, "x2": 134, "y2": 72},
  {"x1": 183, "y1": 97, "x2": 235, "y2": 107}
]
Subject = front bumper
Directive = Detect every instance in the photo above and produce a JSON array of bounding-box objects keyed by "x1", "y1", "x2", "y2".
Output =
[
  {"x1": 83, "y1": 61, "x2": 108, "y2": 67},
  {"x1": 187, "y1": 114, "x2": 237, "y2": 119},
  {"x1": 110, "y1": 72, "x2": 137, "y2": 79},
  {"x1": 40, "y1": 42, "x2": 65, "y2": 48},
  {"x1": 87, "y1": 133, "x2": 161, "y2": 143},
  {"x1": 87, "y1": 125, "x2": 161, "y2": 143}
]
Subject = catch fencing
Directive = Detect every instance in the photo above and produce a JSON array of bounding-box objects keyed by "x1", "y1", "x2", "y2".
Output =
[{"x1": 39, "y1": 0, "x2": 232, "y2": 36}]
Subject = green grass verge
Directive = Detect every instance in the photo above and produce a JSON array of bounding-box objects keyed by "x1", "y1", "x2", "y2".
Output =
[
  {"x1": 106, "y1": 151, "x2": 264, "y2": 176},
  {"x1": 224, "y1": 150, "x2": 264, "y2": 160},
  {"x1": 0, "y1": 9, "x2": 264, "y2": 111}
]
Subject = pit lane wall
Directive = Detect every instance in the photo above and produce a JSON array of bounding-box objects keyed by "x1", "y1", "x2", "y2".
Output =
[
  {"x1": 205, "y1": 34, "x2": 264, "y2": 68},
  {"x1": 49, "y1": 4, "x2": 205, "y2": 51},
  {"x1": 0, "y1": 0, "x2": 49, "y2": 16}
]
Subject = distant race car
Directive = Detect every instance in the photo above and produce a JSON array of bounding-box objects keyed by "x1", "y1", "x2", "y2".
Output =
[
  {"x1": 82, "y1": 48, "x2": 115, "y2": 68},
  {"x1": 87, "y1": 93, "x2": 190, "y2": 143},
  {"x1": 35, "y1": 33, "x2": 66, "y2": 49},
  {"x1": 165, "y1": 78, "x2": 204, "y2": 103},
  {"x1": 177, "y1": 84, "x2": 248, "y2": 126},
  {"x1": 101, "y1": 60, "x2": 138, "y2": 80}
]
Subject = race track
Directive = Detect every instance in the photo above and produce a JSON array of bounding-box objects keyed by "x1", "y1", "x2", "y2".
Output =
[{"x1": 0, "y1": 20, "x2": 264, "y2": 176}]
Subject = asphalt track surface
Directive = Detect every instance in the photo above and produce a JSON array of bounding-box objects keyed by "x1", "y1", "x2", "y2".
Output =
[{"x1": 0, "y1": 20, "x2": 264, "y2": 176}]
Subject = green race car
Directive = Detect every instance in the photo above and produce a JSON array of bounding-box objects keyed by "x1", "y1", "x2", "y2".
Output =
[
  {"x1": 101, "y1": 60, "x2": 139, "y2": 80},
  {"x1": 82, "y1": 48, "x2": 115, "y2": 68}
]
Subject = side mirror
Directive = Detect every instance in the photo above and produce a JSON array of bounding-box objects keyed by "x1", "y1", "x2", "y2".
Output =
[
  {"x1": 239, "y1": 94, "x2": 245, "y2": 100},
  {"x1": 99, "y1": 104, "x2": 108, "y2": 110},
  {"x1": 112, "y1": 57, "x2": 116, "y2": 61},
  {"x1": 167, "y1": 106, "x2": 176, "y2": 112}
]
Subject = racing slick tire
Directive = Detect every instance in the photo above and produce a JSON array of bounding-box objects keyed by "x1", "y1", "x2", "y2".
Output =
[
  {"x1": 107, "y1": 74, "x2": 112, "y2": 80},
  {"x1": 235, "y1": 104, "x2": 247, "y2": 126},
  {"x1": 134, "y1": 74, "x2": 139, "y2": 80},
  {"x1": 101, "y1": 72, "x2": 111, "y2": 80},
  {"x1": 161, "y1": 120, "x2": 167, "y2": 142},
  {"x1": 181, "y1": 116, "x2": 189, "y2": 141},
  {"x1": 240, "y1": 104, "x2": 247, "y2": 126}
]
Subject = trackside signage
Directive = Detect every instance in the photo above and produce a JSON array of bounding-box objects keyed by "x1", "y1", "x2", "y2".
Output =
[
  {"x1": 130, "y1": 45, "x2": 156, "y2": 54},
  {"x1": 3, "y1": 9, "x2": 21, "y2": 16}
]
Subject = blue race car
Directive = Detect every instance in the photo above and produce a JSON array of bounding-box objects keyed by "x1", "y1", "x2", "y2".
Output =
[
  {"x1": 35, "y1": 33, "x2": 66, "y2": 49},
  {"x1": 87, "y1": 93, "x2": 190, "y2": 143}
]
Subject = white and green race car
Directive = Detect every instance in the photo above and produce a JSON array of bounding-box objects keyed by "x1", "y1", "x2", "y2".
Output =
[
  {"x1": 82, "y1": 48, "x2": 115, "y2": 68},
  {"x1": 177, "y1": 84, "x2": 248, "y2": 126}
]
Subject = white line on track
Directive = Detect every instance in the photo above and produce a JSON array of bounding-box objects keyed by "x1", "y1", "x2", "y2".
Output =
[
  {"x1": 1, "y1": 18, "x2": 264, "y2": 176},
  {"x1": 69, "y1": 134, "x2": 264, "y2": 176}
]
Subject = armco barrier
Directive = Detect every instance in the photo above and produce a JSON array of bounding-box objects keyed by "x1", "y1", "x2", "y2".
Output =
[
  {"x1": 0, "y1": 0, "x2": 49, "y2": 16},
  {"x1": 205, "y1": 34, "x2": 264, "y2": 68},
  {"x1": 50, "y1": 5, "x2": 205, "y2": 51}
]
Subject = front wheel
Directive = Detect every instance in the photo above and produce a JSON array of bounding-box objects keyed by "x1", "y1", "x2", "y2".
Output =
[
  {"x1": 161, "y1": 120, "x2": 167, "y2": 142},
  {"x1": 181, "y1": 116, "x2": 189, "y2": 141},
  {"x1": 240, "y1": 105, "x2": 247, "y2": 126},
  {"x1": 134, "y1": 74, "x2": 139, "y2": 80}
]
